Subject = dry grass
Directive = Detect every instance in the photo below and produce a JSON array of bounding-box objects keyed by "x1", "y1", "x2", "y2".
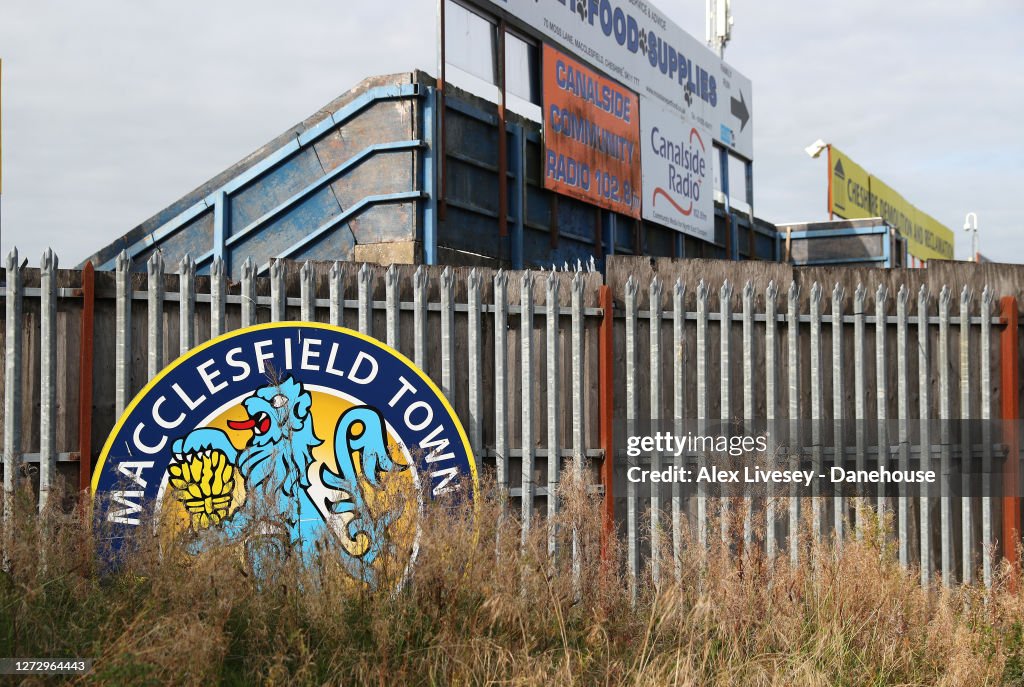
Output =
[{"x1": 1, "y1": 471, "x2": 1024, "y2": 686}]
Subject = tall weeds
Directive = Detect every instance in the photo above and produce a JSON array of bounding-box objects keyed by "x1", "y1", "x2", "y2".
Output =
[{"x1": 1, "y1": 473, "x2": 1023, "y2": 686}]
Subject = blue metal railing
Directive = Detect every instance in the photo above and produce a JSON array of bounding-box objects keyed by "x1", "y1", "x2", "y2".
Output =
[{"x1": 96, "y1": 83, "x2": 426, "y2": 271}]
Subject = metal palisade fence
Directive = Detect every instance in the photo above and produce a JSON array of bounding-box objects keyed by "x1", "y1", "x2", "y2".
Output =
[
  {"x1": 1, "y1": 250, "x2": 1022, "y2": 589},
  {"x1": 605, "y1": 256, "x2": 1021, "y2": 593}
]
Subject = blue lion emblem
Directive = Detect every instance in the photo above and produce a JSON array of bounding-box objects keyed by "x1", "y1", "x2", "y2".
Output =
[{"x1": 168, "y1": 375, "x2": 407, "y2": 583}]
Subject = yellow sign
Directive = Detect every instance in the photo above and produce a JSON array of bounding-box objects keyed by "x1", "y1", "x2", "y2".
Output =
[{"x1": 828, "y1": 146, "x2": 954, "y2": 261}]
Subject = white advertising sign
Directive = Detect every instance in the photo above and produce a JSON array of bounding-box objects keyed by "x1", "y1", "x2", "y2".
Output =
[
  {"x1": 471, "y1": 0, "x2": 753, "y2": 159},
  {"x1": 641, "y1": 102, "x2": 714, "y2": 240}
]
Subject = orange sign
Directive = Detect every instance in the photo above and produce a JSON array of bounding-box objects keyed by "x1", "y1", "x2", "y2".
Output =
[{"x1": 542, "y1": 45, "x2": 641, "y2": 218}]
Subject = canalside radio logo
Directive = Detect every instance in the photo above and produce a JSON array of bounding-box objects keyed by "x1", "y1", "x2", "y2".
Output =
[
  {"x1": 650, "y1": 126, "x2": 707, "y2": 218},
  {"x1": 92, "y1": 323, "x2": 477, "y2": 586}
]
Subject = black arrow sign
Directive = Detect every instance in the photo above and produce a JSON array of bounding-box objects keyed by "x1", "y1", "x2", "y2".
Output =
[{"x1": 730, "y1": 91, "x2": 750, "y2": 131}]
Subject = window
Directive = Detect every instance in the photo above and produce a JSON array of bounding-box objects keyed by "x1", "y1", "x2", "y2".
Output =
[
  {"x1": 712, "y1": 146, "x2": 752, "y2": 214},
  {"x1": 504, "y1": 32, "x2": 539, "y2": 104},
  {"x1": 445, "y1": 1, "x2": 499, "y2": 100},
  {"x1": 504, "y1": 30, "x2": 542, "y2": 120},
  {"x1": 444, "y1": 1, "x2": 542, "y2": 120}
]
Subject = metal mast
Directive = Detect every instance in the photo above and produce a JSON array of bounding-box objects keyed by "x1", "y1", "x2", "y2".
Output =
[{"x1": 706, "y1": 0, "x2": 733, "y2": 58}]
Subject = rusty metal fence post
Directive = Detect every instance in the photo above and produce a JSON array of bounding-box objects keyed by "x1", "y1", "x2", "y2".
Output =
[
  {"x1": 1000, "y1": 296, "x2": 1020, "y2": 584},
  {"x1": 77, "y1": 262, "x2": 95, "y2": 494},
  {"x1": 598, "y1": 284, "x2": 615, "y2": 558}
]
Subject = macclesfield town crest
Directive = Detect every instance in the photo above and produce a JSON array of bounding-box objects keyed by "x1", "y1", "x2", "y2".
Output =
[{"x1": 92, "y1": 323, "x2": 477, "y2": 585}]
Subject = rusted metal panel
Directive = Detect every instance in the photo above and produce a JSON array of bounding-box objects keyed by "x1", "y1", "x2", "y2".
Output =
[{"x1": 540, "y1": 45, "x2": 640, "y2": 218}]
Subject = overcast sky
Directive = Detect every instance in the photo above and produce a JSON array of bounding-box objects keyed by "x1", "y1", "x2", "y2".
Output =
[{"x1": 1, "y1": 0, "x2": 1021, "y2": 266}]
